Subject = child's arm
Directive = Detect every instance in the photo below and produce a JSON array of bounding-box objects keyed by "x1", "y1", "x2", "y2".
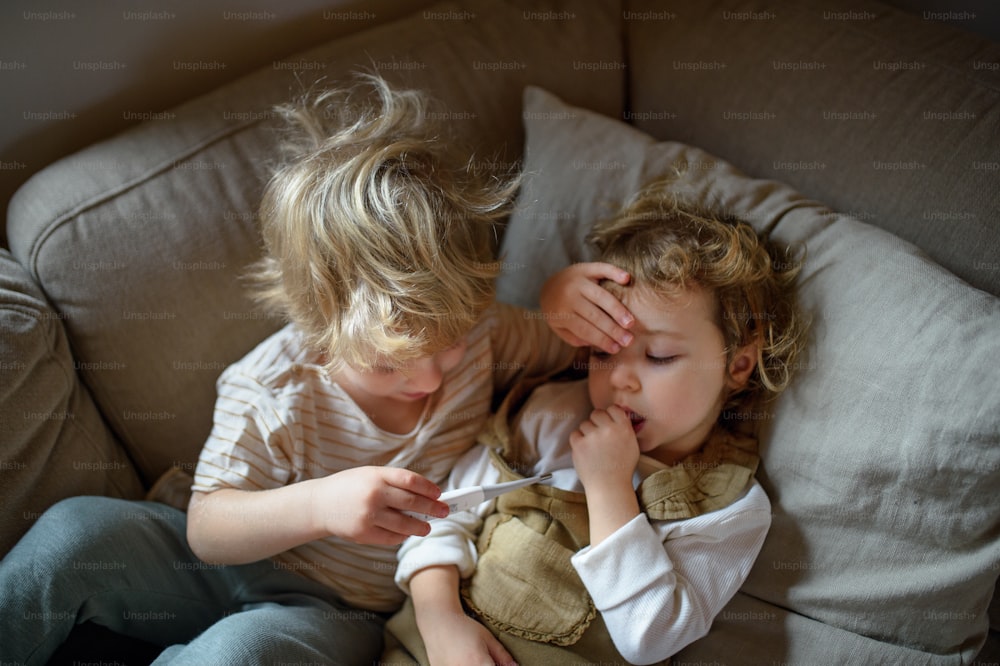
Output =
[
  {"x1": 395, "y1": 445, "x2": 513, "y2": 665},
  {"x1": 187, "y1": 466, "x2": 447, "y2": 564},
  {"x1": 569, "y1": 405, "x2": 641, "y2": 544},
  {"x1": 572, "y1": 489, "x2": 771, "y2": 663},
  {"x1": 569, "y1": 406, "x2": 771, "y2": 662},
  {"x1": 187, "y1": 366, "x2": 448, "y2": 563},
  {"x1": 409, "y1": 566, "x2": 516, "y2": 666},
  {"x1": 539, "y1": 262, "x2": 634, "y2": 354}
]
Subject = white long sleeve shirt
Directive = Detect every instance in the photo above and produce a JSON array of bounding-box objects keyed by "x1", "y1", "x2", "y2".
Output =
[{"x1": 396, "y1": 380, "x2": 771, "y2": 664}]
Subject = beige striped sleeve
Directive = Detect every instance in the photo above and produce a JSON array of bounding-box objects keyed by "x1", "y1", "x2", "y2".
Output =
[
  {"x1": 192, "y1": 368, "x2": 294, "y2": 494},
  {"x1": 487, "y1": 301, "x2": 580, "y2": 393}
]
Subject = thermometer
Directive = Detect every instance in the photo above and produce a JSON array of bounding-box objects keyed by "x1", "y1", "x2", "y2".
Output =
[{"x1": 405, "y1": 473, "x2": 552, "y2": 520}]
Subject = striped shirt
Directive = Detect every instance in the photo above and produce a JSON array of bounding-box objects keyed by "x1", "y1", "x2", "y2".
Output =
[{"x1": 192, "y1": 302, "x2": 575, "y2": 612}]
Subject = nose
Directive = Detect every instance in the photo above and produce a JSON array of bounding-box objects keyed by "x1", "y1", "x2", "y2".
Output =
[
  {"x1": 406, "y1": 357, "x2": 444, "y2": 394},
  {"x1": 609, "y1": 358, "x2": 639, "y2": 391}
]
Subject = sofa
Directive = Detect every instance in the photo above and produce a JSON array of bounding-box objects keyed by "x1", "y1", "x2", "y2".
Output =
[{"x1": 2, "y1": 0, "x2": 998, "y2": 663}]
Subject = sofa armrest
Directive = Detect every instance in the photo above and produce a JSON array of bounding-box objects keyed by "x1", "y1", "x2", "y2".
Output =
[{"x1": 0, "y1": 249, "x2": 143, "y2": 556}]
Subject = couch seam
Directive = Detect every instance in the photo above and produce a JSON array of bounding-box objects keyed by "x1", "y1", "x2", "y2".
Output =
[{"x1": 26, "y1": 118, "x2": 265, "y2": 281}]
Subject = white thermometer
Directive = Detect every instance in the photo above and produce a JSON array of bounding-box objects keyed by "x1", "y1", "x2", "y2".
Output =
[{"x1": 406, "y1": 473, "x2": 552, "y2": 521}]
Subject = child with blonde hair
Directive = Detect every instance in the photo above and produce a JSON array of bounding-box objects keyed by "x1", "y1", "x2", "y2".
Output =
[
  {"x1": 382, "y1": 177, "x2": 808, "y2": 666},
  {"x1": 0, "y1": 75, "x2": 622, "y2": 665}
]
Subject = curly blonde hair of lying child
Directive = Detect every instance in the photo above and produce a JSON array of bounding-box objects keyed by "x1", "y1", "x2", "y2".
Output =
[
  {"x1": 588, "y1": 176, "x2": 809, "y2": 418},
  {"x1": 247, "y1": 73, "x2": 518, "y2": 372}
]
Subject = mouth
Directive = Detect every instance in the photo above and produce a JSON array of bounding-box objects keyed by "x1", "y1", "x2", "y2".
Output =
[
  {"x1": 619, "y1": 406, "x2": 646, "y2": 433},
  {"x1": 402, "y1": 391, "x2": 430, "y2": 400}
]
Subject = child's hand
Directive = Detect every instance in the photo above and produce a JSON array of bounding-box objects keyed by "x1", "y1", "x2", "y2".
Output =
[
  {"x1": 312, "y1": 466, "x2": 448, "y2": 545},
  {"x1": 539, "y1": 262, "x2": 634, "y2": 354},
  {"x1": 411, "y1": 566, "x2": 517, "y2": 666},
  {"x1": 570, "y1": 406, "x2": 642, "y2": 545},
  {"x1": 569, "y1": 406, "x2": 640, "y2": 491},
  {"x1": 423, "y1": 613, "x2": 517, "y2": 666}
]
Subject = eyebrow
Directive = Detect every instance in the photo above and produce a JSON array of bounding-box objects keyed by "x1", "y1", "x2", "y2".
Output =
[{"x1": 633, "y1": 326, "x2": 686, "y2": 339}]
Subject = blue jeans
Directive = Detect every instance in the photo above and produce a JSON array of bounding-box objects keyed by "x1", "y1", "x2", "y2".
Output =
[{"x1": 0, "y1": 496, "x2": 385, "y2": 665}]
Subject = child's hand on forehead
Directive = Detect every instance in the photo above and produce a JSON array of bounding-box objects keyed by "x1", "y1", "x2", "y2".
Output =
[{"x1": 540, "y1": 262, "x2": 634, "y2": 354}]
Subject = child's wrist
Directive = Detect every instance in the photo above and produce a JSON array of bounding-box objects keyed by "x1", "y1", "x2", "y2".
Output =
[
  {"x1": 411, "y1": 565, "x2": 463, "y2": 614},
  {"x1": 578, "y1": 459, "x2": 635, "y2": 495},
  {"x1": 582, "y1": 474, "x2": 635, "y2": 503},
  {"x1": 585, "y1": 484, "x2": 640, "y2": 545},
  {"x1": 302, "y1": 476, "x2": 335, "y2": 541}
]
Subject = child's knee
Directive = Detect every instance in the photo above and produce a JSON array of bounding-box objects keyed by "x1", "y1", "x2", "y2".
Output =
[
  {"x1": 1, "y1": 497, "x2": 120, "y2": 582},
  {"x1": 37, "y1": 496, "x2": 133, "y2": 540},
  {"x1": 30, "y1": 496, "x2": 110, "y2": 542},
  {"x1": 183, "y1": 604, "x2": 384, "y2": 664},
  {"x1": 29, "y1": 497, "x2": 179, "y2": 563}
]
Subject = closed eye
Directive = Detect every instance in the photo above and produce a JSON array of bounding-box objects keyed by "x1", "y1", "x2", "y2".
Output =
[{"x1": 647, "y1": 355, "x2": 679, "y2": 365}]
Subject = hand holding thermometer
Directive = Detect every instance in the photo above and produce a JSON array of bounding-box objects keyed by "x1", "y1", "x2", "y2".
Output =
[{"x1": 405, "y1": 473, "x2": 552, "y2": 521}]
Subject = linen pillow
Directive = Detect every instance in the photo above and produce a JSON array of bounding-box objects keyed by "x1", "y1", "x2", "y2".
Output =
[{"x1": 496, "y1": 86, "x2": 1000, "y2": 664}]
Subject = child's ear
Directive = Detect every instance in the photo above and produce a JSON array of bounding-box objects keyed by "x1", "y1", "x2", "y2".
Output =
[{"x1": 726, "y1": 342, "x2": 758, "y2": 391}]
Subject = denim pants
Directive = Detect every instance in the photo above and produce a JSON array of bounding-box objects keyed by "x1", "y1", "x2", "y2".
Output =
[{"x1": 0, "y1": 496, "x2": 385, "y2": 666}]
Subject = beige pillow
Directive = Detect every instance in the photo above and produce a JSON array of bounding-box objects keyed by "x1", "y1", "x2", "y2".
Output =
[{"x1": 496, "y1": 86, "x2": 1000, "y2": 664}]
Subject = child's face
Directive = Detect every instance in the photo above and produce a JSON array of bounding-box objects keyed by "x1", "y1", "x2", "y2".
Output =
[
  {"x1": 587, "y1": 285, "x2": 755, "y2": 465},
  {"x1": 335, "y1": 338, "x2": 468, "y2": 404}
]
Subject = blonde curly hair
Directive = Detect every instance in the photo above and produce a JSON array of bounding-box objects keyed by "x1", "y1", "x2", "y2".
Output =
[
  {"x1": 248, "y1": 74, "x2": 517, "y2": 371},
  {"x1": 588, "y1": 175, "x2": 808, "y2": 418}
]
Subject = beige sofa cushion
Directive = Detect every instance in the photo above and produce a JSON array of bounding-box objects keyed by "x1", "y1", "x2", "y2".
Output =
[
  {"x1": 496, "y1": 86, "x2": 1000, "y2": 664},
  {"x1": 0, "y1": 249, "x2": 143, "y2": 555},
  {"x1": 6, "y1": 0, "x2": 624, "y2": 486},
  {"x1": 624, "y1": 0, "x2": 1000, "y2": 298}
]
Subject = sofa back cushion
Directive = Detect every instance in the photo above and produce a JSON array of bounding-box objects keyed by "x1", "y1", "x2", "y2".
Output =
[
  {"x1": 6, "y1": 0, "x2": 625, "y2": 485},
  {"x1": 496, "y1": 85, "x2": 1000, "y2": 664},
  {"x1": 624, "y1": 0, "x2": 1000, "y2": 297}
]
